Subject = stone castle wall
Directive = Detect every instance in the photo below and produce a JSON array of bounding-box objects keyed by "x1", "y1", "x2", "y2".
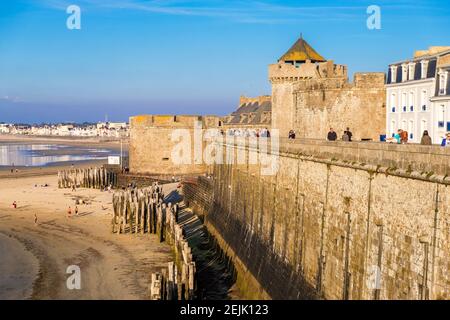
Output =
[
  {"x1": 129, "y1": 115, "x2": 215, "y2": 176},
  {"x1": 271, "y1": 73, "x2": 386, "y2": 140},
  {"x1": 187, "y1": 140, "x2": 449, "y2": 300}
]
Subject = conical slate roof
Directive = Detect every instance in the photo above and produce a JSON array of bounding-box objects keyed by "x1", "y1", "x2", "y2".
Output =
[{"x1": 279, "y1": 35, "x2": 326, "y2": 63}]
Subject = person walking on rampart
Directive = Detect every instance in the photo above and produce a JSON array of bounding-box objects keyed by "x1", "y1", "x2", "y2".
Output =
[{"x1": 327, "y1": 128, "x2": 337, "y2": 141}]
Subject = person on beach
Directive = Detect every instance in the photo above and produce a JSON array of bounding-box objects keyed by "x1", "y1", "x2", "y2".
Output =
[
  {"x1": 12, "y1": 201, "x2": 17, "y2": 209},
  {"x1": 75, "y1": 206, "x2": 79, "y2": 216},
  {"x1": 67, "y1": 206, "x2": 72, "y2": 218},
  {"x1": 34, "y1": 213, "x2": 38, "y2": 225}
]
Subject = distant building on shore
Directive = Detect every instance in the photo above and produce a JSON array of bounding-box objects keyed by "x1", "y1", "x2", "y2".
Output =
[
  {"x1": 1, "y1": 121, "x2": 129, "y2": 138},
  {"x1": 0, "y1": 123, "x2": 12, "y2": 134},
  {"x1": 386, "y1": 46, "x2": 450, "y2": 144}
]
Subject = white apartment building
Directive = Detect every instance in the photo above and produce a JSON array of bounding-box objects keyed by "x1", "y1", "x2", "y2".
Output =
[
  {"x1": 386, "y1": 46, "x2": 450, "y2": 144},
  {"x1": 0, "y1": 124, "x2": 11, "y2": 134}
]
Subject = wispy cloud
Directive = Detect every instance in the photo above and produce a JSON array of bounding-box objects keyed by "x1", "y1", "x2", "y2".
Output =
[
  {"x1": 34, "y1": 0, "x2": 438, "y2": 24},
  {"x1": 0, "y1": 95, "x2": 24, "y2": 103}
]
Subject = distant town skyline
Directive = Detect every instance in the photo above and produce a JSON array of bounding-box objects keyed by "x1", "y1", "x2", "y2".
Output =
[{"x1": 1, "y1": 0, "x2": 450, "y2": 122}]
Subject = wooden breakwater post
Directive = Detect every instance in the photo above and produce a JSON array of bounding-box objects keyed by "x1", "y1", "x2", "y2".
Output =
[
  {"x1": 112, "y1": 182, "x2": 197, "y2": 300},
  {"x1": 58, "y1": 167, "x2": 117, "y2": 189}
]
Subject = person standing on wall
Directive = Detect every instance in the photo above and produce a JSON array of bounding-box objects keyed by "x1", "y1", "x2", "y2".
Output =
[
  {"x1": 394, "y1": 130, "x2": 401, "y2": 143},
  {"x1": 400, "y1": 129, "x2": 409, "y2": 144},
  {"x1": 288, "y1": 130, "x2": 296, "y2": 139},
  {"x1": 327, "y1": 128, "x2": 337, "y2": 141},
  {"x1": 420, "y1": 130, "x2": 432, "y2": 145},
  {"x1": 342, "y1": 131, "x2": 350, "y2": 142},
  {"x1": 344, "y1": 127, "x2": 353, "y2": 142}
]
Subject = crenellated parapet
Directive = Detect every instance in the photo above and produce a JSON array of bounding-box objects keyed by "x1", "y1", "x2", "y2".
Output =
[{"x1": 269, "y1": 60, "x2": 347, "y2": 84}]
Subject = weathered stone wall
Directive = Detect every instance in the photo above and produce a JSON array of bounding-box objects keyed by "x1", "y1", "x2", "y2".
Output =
[
  {"x1": 280, "y1": 139, "x2": 450, "y2": 176},
  {"x1": 182, "y1": 177, "x2": 213, "y2": 220},
  {"x1": 129, "y1": 115, "x2": 212, "y2": 176},
  {"x1": 271, "y1": 73, "x2": 386, "y2": 140},
  {"x1": 191, "y1": 141, "x2": 449, "y2": 300}
]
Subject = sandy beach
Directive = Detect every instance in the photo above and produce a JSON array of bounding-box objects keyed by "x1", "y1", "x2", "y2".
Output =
[{"x1": 0, "y1": 171, "x2": 174, "y2": 300}]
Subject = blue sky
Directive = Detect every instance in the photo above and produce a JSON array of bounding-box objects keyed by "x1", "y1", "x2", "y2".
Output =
[{"x1": 0, "y1": 0, "x2": 449, "y2": 123}]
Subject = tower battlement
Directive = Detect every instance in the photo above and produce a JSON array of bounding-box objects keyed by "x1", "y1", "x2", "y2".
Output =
[{"x1": 269, "y1": 60, "x2": 348, "y2": 83}]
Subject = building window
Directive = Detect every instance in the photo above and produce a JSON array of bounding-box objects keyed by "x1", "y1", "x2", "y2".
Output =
[
  {"x1": 402, "y1": 92, "x2": 407, "y2": 110},
  {"x1": 402, "y1": 120, "x2": 407, "y2": 131},
  {"x1": 421, "y1": 60, "x2": 429, "y2": 79},
  {"x1": 409, "y1": 92, "x2": 414, "y2": 111},
  {"x1": 390, "y1": 93, "x2": 396, "y2": 111},
  {"x1": 438, "y1": 105, "x2": 445, "y2": 127},
  {"x1": 421, "y1": 119, "x2": 427, "y2": 134},
  {"x1": 408, "y1": 120, "x2": 414, "y2": 139},
  {"x1": 421, "y1": 90, "x2": 427, "y2": 111},
  {"x1": 390, "y1": 120, "x2": 396, "y2": 135}
]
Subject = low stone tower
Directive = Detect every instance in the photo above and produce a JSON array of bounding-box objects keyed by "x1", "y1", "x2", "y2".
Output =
[{"x1": 129, "y1": 115, "x2": 218, "y2": 176}]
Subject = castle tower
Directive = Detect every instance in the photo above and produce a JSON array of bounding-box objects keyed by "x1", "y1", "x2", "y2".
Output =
[
  {"x1": 269, "y1": 35, "x2": 384, "y2": 140},
  {"x1": 269, "y1": 35, "x2": 346, "y2": 137}
]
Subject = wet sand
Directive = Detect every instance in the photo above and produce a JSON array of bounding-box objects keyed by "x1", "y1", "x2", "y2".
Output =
[
  {"x1": 0, "y1": 233, "x2": 39, "y2": 300},
  {"x1": 0, "y1": 172, "x2": 173, "y2": 300},
  {"x1": 0, "y1": 160, "x2": 107, "y2": 179}
]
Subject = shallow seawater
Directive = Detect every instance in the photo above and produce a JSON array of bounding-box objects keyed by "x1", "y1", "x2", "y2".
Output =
[{"x1": 0, "y1": 143, "x2": 119, "y2": 167}]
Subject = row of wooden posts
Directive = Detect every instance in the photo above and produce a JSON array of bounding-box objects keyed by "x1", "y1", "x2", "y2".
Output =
[
  {"x1": 112, "y1": 183, "x2": 197, "y2": 300},
  {"x1": 58, "y1": 167, "x2": 117, "y2": 189}
]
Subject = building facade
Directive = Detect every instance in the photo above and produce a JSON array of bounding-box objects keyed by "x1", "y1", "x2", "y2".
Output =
[{"x1": 386, "y1": 46, "x2": 450, "y2": 144}]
